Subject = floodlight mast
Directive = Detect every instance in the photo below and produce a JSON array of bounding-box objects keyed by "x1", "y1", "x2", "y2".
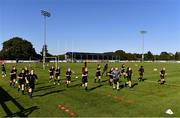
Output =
[
  {"x1": 140, "y1": 30, "x2": 147, "y2": 62},
  {"x1": 41, "y1": 10, "x2": 51, "y2": 70}
]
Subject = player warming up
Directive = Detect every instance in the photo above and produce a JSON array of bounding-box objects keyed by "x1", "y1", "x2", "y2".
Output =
[
  {"x1": 1, "y1": 62, "x2": 6, "y2": 78},
  {"x1": 121, "y1": 64, "x2": 126, "y2": 79},
  {"x1": 138, "y1": 66, "x2": 144, "y2": 82},
  {"x1": 55, "y1": 67, "x2": 60, "y2": 85},
  {"x1": 66, "y1": 68, "x2": 72, "y2": 87},
  {"x1": 108, "y1": 68, "x2": 114, "y2": 86},
  {"x1": 82, "y1": 67, "x2": 88, "y2": 90},
  {"x1": 94, "y1": 64, "x2": 101, "y2": 83},
  {"x1": 102, "y1": 63, "x2": 108, "y2": 76},
  {"x1": 10, "y1": 66, "x2": 17, "y2": 87},
  {"x1": 27, "y1": 70, "x2": 38, "y2": 98},
  {"x1": 125, "y1": 67, "x2": 133, "y2": 88},
  {"x1": 112, "y1": 68, "x2": 121, "y2": 91},
  {"x1": 49, "y1": 66, "x2": 55, "y2": 83},
  {"x1": 18, "y1": 69, "x2": 26, "y2": 95},
  {"x1": 158, "y1": 67, "x2": 166, "y2": 85}
]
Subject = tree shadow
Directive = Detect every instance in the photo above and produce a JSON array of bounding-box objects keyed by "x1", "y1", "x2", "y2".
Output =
[
  {"x1": 0, "y1": 87, "x2": 39, "y2": 117},
  {"x1": 33, "y1": 89, "x2": 65, "y2": 98},
  {"x1": 88, "y1": 85, "x2": 103, "y2": 92}
]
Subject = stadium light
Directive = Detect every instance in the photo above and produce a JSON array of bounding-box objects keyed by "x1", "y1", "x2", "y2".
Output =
[
  {"x1": 140, "y1": 30, "x2": 147, "y2": 62},
  {"x1": 41, "y1": 10, "x2": 51, "y2": 69}
]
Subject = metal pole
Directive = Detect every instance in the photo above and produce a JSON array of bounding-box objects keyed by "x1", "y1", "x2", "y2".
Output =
[
  {"x1": 142, "y1": 33, "x2": 144, "y2": 62},
  {"x1": 41, "y1": 10, "x2": 51, "y2": 69},
  {"x1": 140, "y1": 30, "x2": 147, "y2": 62},
  {"x1": 43, "y1": 16, "x2": 46, "y2": 70}
]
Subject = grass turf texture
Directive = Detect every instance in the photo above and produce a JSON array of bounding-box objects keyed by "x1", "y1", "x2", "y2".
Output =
[{"x1": 0, "y1": 62, "x2": 180, "y2": 117}]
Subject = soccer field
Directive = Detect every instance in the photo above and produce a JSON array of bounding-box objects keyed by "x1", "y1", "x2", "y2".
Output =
[{"x1": 0, "y1": 62, "x2": 180, "y2": 117}]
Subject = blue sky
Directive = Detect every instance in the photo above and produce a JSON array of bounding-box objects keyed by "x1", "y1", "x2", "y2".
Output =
[{"x1": 0, "y1": 0, "x2": 180, "y2": 55}]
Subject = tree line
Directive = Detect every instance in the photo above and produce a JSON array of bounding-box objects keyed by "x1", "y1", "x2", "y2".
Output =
[
  {"x1": 0, "y1": 37, "x2": 180, "y2": 61},
  {"x1": 114, "y1": 50, "x2": 180, "y2": 61}
]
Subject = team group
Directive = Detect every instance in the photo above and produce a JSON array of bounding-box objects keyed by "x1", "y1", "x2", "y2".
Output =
[{"x1": 1, "y1": 62, "x2": 167, "y2": 98}]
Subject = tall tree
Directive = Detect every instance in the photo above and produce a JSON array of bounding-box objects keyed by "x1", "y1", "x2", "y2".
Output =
[
  {"x1": 159, "y1": 52, "x2": 171, "y2": 60},
  {"x1": 145, "y1": 51, "x2": 154, "y2": 60},
  {"x1": 0, "y1": 37, "x2": 39, "y2": 60},
  {"x1": 175, "y1": 52, "x2": 180, "y2": 60},
  {"x1": 115, "y1": 50, "x2": 127, "y2": 60}
]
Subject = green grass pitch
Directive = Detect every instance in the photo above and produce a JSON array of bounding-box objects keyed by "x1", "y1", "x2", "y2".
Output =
[{"x1": 0, "y1": 62, "x2": 180, "y2": 117}]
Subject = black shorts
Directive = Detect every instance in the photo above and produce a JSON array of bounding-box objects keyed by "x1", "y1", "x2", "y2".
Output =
[
  {"x1": 56, "y1": 74, "x2": 60, "y2": 78},
  {"x1": 160, "y1": 75, "x2": 164, "y2": 79},
  {"x1": 139, "y1": 73, "x2": 143, "y2": 76},
  {"x1": 19, "y1": 80, "x2": 25, "y2": 85},
  {"x1": 121, "y1": 70, "x2": 125, "y2": 73},
  {"x1": 82, "y1": 77, "x2": 88, "y2": 84},
  {"x1": 113, "y1": 79, "x2": 119, "y2": 84},
  {"x1": 50, "y1": 72, "x2": 54, "y2": 76},
  {"x1": 96, "y1": 72, "x2": 101, "y2": 77},
  {"x1": 10, "y1": 77, "x2": 16, "y2": 81},
  {"x1": 127, "y1": 77, "x2": 131, "y2": 81},
  {"x1": 29, "y1": 83, "x2": 35, "y2": 89},
  {"x1": 66, "y1": 76, "x2": 71, "y2": 81}
]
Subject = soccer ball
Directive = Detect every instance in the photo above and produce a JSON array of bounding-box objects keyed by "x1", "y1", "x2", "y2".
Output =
[
  {"x1": 76, "y1": 76, "x2": 78, "y2": 79},
  {"x1": 153, "y1": 68, "x2": 157, "y2": 71}
]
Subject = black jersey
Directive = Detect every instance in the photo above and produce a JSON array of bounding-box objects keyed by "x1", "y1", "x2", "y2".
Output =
[
  {"x1": 160, "y1": 70, "x2": 165, "y2": 75},
  {"x1": 126, "y1": 70, "x2": 132, "y2": 78},
  {"x1": 66, "y1": 71, "x2": 72, "y2": 80},
  {"x1": 66, "y1": 71, "x2": 72, "y2": 77},
  {"x1": 139, "y1": 67, "x2": 144, "y2": 74},
  {"x1": 121, "y1": 65, "x2": 125, "y2": 73},
  {"x1": 2, "y1": 64, "x2": 6, "y2": 71},
  {"x1": 82, "y1": 71, "x2": 88, "y2": 78},
  {"x1": 11, "y1": 69, "x2": 17, "y2": 79},
  {"x1": 49, "y1": 68, "x2": 55, "y2": 75},
  {"x1": 160, "y1": 70, "x2": 165, "y2": 78},
  {"x1": 18, "y1": 72, "x2": 26, "y2": 84},
  {"x1": 28, "y1": 74, "x2": 38, "y2": 84},
  {"x1": 82, "y1": 71, "x2": 88, "y2": 83},
  {"x1": 24, "y1": 69, "x2": 29, "y2": 77},
  {"x1": 96, "y1": 67, "x2": 101, "y2": 76},
  {"x1": 96, "y1": 67, "x2": 101, "y2": 72},
  {"x1": 55, "y1": 69, "x2": 60, "y2": 76}
]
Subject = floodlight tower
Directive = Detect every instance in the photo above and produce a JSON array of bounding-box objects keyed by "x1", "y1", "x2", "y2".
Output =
[
  {"x1": 140, "y1": 30, "x2": 147, "y2": 62},
  {"x1": 41, "y1": 10, "x2": 51, "y2": 70}
]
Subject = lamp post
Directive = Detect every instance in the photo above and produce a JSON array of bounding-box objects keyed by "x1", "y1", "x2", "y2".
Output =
[
  {"x1": 41, "y1": 10, "x2": 51, "y2": 69},
  {"x1": 140, "y1": 30, "x2": 147, "y2": 62}
]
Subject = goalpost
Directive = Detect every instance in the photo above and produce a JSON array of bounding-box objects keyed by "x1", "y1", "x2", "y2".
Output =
[{"x1": 44, "y1": 56, "x2": 58, "y2": 69}]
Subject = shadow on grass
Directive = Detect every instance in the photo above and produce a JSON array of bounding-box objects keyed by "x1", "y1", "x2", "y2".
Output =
[
  {"x1": 88, "y1": 84, "x2": 103, "y2": 92},
  {"x1": 34, "y1": 85, "x2": 56, "y2": 92},
  {"x1": 35, "y1": 82, "x2": 45, "y2": 85},
  {"x1": 131, "y1": 83, "x2": 138, "y2": 88},
  {"x1": 0, "y1": 87, "x2": 39, "y2": 117},
  {"x1": 33, "y1": 89, "x2": 65, "y2": 97},
  {"x1": 101, "y1": 79, "x2": 109, "y2": 83},
  {"x1": 142, "y1": 78, "x2": 147, "y2": 81},
  {"x1": 69, "y1": 83, "x2": 81, "y2": 88}
]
